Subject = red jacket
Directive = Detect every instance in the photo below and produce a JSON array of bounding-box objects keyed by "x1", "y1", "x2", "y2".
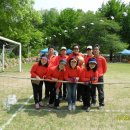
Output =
[
  {"x1": 30, "y1": 63, "x2": 48, "y2": 78},
  {"x1": 84, "y1": 55, "x2": 93, "y2": 65},
  {"x1": 48, "y1": 55, "x2": 56, "y2": 68},
  {"x1": 94, "y1": 56, "x2": 107, "y2": 77},
  {"x1": 53, "y1": 55, "x2": 68, "y2": 66},
  {"x1": 67, "y1": 52, "x2": 84, "y2": 61},
  {"x1": 46, "y1": 66, "x2": 65, "y2": 80},
  {"x1": 80, "y1": 68, "x2": 98, "y2": 83},
  {"x1": 64, "y1": 66, "x2": 81, "y2": 81},
  {"x1": 46, "y1": 65, "x2": 66, "y2": 89}
]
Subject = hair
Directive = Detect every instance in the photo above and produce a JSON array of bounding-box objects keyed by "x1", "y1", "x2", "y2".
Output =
[
  {"x1": 68, "y1": 57, "x2": 78, "y2": 68},
  {"x1": 86, "y1": 58, "x2": 98, "y2": 72},
  {"x1": 38, "y1": 58, "x2": 48, "y2": 67},
  {"x1": 94, "y1": 44, "x2": 100, "y2": 49},
  {"x1": 48, "y1": 45, "x2": 55, "y2": 50},
  {"x1": 72, "y1": 44, "x2": 80, "y2": 50}
]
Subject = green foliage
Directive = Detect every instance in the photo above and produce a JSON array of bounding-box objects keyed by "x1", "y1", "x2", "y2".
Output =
[{"x1": 0, "y1": 0, "x2": 130, "y2": 57}]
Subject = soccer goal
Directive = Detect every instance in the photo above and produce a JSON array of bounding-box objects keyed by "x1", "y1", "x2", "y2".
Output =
[{"x1": 0, "y1": 36, "x2": 22, "y2": 72}]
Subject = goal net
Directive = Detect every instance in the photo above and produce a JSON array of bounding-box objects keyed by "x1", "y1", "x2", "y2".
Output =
[{"x1": 0, "y1": 36, "x2": 22, "y2": 72}]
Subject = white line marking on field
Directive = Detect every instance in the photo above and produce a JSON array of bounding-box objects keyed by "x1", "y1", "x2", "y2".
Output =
[
  {"x1": 23, "y1": 108, "x2": 130, "y2": 113},
  {"x1": 1, "y1": 95, "x2": 33, "y2": 130}
]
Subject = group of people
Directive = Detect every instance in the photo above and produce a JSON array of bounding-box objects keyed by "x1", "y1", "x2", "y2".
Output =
[{"x1": 30, "y1": 44, "x2": 107, "y2": 112}]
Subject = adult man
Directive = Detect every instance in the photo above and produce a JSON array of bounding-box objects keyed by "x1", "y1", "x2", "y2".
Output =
[
  {"x1": 44, "y1": 46, "x2": 56, "y2": 99},
  {"x1": 67, "y1": 44, "x2": 84, "y2": 61},
  {"x1": 84, "y1": 45, "x2": 93, "y2": 65},
  {"x1": 93, "y1": 44, "x2": 107, "y2": 109}
]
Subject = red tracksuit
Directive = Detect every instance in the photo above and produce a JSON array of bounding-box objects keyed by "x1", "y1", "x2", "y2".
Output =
[
  {"x1": 46, "y1": 65, "x2": 66, "y2": 107},
  {"x1": 67, "y1": 52, "x2": 84, "y2": 62},
  {"x1": 80, "y1": 68, "x2": 98, "y2": 108},
  {"x1": 30, "y1": 63, "x2": 48, "y2": 104}
]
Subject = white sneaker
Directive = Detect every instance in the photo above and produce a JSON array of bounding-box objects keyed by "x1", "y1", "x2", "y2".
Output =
[
  {"x1": 68, "y1": 104, "x2": 72, "y2": 111},
  {"x1": 72, "y1": 104, "x2": 76, "y2": 111}
]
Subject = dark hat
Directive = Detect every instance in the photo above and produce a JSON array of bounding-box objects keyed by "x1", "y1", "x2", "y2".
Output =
[
  {"x1": 59, "y1": 59, "x2": 67, "y2": 65},
  {"x1": 88, "y1": 58, "x2": 97, "y2": 64}
]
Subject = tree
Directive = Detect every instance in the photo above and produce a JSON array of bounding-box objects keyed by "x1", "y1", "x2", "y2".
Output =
[
  {"x1": 98, "y1": 0, "x2": 130, "y2": 49},
  {"x1": 0, "y1": 0, "x2": 43, "y2": 57}
]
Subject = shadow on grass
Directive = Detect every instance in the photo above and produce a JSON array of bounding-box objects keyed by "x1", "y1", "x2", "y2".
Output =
[{"x1": 4, "y1": 98, "x2": 99, "y2": 119}]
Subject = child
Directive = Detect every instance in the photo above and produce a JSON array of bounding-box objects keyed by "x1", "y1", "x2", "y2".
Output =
[
  {"x1": 80, "y1": 58, "x2": 98, "y2": 112},
  {"x1": 30, "y1": 55, "x2": 48, "y2": 109}
]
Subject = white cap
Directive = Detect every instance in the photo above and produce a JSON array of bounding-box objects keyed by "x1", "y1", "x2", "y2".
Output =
[
  {"x1": 87, "y1": 45, "x2": 92, "y2": 50},
  {"x1": 60, "y1": 47, "x2": 67, "y2": 50}
]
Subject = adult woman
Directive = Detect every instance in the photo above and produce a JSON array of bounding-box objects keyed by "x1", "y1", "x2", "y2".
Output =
[
  {"x1": 64, "y1": 57, "x2": 81, "y2": 111},
  {"x1": 80, "y1": 58, "x2": 98, "y2": 112},
  {"x1": 30, "y1": 55, "x2": 48, "y2": 109}
]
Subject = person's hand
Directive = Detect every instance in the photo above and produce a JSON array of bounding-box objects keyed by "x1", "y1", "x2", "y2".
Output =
[
  {"x1": 84, "y1": 81, "x2": 90, "y2": 85},
  {"x1": 91, "y1": 77, "x2": 96, "y2": 81},
  {"x1": 52, "y1": 78, "x2": 58, "y2": 81},
  {"x1": 68, "y1": 77, "x2": 77, "y2": 83},
  {"x1": 36, "y1": 76, "x2": 41, "y2": 80},
  {"x1": 43, "y1": 75, "x2": 46, "y2": 79}
]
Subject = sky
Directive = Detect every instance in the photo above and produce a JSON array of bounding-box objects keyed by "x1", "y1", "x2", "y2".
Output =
[{"x1": 33, "y1": 0, "x2": 130, "y2": 12}]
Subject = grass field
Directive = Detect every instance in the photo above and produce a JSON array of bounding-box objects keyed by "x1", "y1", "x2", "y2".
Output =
[{"x1": 0, "y1": 63, "x2": 130, "y2": 130}]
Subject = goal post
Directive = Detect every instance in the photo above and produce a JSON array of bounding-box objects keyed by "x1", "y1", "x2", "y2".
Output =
[{"x1": 0, "y1": 36, "x2": 22, "y2": 72}]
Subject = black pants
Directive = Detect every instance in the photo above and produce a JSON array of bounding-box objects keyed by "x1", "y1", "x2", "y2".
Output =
[
  {"x1": 31, "y1": 81, "x2": 43, "y2": 104},
  {"x1": 49, "y1": 82, "x2": 60, "y2": 107},
  {"x1": 44, "y1": 81, "x2": 51, "y2": 98},
  {"x1": 82, "y1": 84, "x2": 91, "y2": 107},
  {"x1": 91, "y1": 76, "x2": 104, "y2": 106},
  {"x1": 77, "y1": 84, "x2": 83, "y2": 100},
  {"x1": 59, "y1": 83, "x2": 67, "y2": 98}
]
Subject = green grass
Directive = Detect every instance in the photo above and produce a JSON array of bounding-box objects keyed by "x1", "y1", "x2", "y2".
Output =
[{"x1": 0, "y1": 63, "x2": 130, "y2": 130}]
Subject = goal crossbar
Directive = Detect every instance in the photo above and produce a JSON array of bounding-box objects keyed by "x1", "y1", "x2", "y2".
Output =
[{"x1": 0, "y1": 36, "x2": 22, "y2": 72}]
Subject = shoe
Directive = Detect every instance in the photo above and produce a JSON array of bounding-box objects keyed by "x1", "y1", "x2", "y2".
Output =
[
  {"x1": 86, "y1": 107, "x2": 90, "y2": 112},
  {"x1": 68, "y1": 104, "x2": 72, "y2": 111},
  {"x1": 82, "y1": 106, "x2": 88, "y2": 110},
  {"x1": 39, "y1": 101, "x2": 44, "y2": 107},
  {"x1": 72, "y1": 104, "x2": 76, "y2": 111},
  {"x1": 91, "y1": 103, "x2": 96, "y2": 107},
  {"x1": 48, "y1": 104, "x2": 54, "y2": 108},
  {"x1": 54, "y1": 106, "x2": 60, "y2": 110},
  {"x1": 98, "y1": 105, "x2": 104, "y2": 109},
  {"x1": 35, "y1": 103, "x2": 40, "y2": 109},
  {"x1": 79, "y1": 98, "x2": 83, "y2": 102}
]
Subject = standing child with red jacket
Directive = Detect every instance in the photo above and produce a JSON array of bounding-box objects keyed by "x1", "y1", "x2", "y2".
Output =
[
  {"x1": 80, "y1": 58, "x2": 98, "y2": 112},
  {"x1": 30, "y1": 55, "x2": 48, "y2": 109}
]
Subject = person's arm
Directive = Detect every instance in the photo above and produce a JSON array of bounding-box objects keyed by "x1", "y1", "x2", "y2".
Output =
[
  {"x1": 30, "y1": 64, "x2": 38, "y2": 78},
  {"x1": 102, "y1": 57, "x2": 107, "y2": 74}
]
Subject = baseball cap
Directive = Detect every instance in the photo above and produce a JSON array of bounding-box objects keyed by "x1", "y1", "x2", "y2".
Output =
[
  {"x1": 88, "y1": 58, "x2": 97, "y2": 64},
  {"x1": 86, "y1": 46, "x2": 92, "y2": 50},
  {"x1": 59, "y1": 59, "x2": 67, "y2": 65},
  {"x1": 60, "y1": 47, "x2": 67, "y2": 50}
]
